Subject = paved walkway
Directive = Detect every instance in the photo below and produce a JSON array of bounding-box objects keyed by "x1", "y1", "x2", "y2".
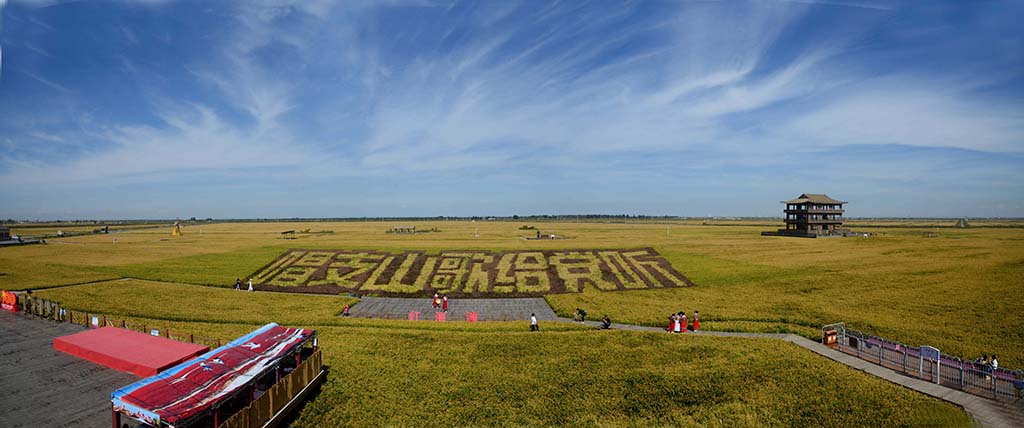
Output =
[
  {"x1": 562, "y1": 317, "x2": 1024, "y2": 428},
  {"x1": 348, "y1": 297, "x2": 557, "y2": 321},
  {"x1": 0, "y1": 310, "x2": 139, "y2": 428},
  {"x1": 348, "y1": 296, "x2": 1023, "y2": 426}
]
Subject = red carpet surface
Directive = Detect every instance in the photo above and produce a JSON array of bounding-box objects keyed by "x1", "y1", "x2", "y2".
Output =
[{"x1": 54, "y1": 327, "x2": 209, "y2": 377}]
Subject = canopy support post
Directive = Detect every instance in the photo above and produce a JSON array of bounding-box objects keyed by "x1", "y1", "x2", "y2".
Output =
[{"x1": 111, "y1": 405, "x2": 120, "y2": 428}]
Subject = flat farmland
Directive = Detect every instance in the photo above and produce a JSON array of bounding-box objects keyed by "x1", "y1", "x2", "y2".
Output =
[
  {"x1": 25, "y1": 296, "x2": 974, "y2": 428},
  {"x1": 5, "y1": 220, "x2": 1023, "y2": 366},
  {"x1": 9, "y1": 220, "x2": 1018, "y2": 426}
]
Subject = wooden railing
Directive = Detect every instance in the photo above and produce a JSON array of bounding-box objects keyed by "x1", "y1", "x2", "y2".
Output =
[
  {"x1": 16, "y1": 295, "x2": 224, "y2": 348},
  {"x1": 219, "y1": 350, "x2": 324, "y2": 428},
  {"x1": 784, "y1": 208, "x2": 844, "y2": 214}
]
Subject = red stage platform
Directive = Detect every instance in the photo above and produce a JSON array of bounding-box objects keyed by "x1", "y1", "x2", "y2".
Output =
[{"x1": 54, "y1": 327, "x2": 209, "y2": 377}]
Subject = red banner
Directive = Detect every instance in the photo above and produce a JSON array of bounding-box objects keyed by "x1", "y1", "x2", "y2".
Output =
[{"x1": 1, "y1": 290, "x2": 18, "y2": 312}]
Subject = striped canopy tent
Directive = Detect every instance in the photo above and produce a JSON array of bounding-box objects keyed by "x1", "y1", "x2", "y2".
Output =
[{"x1": 111, "y1": 323, "x2": 316, "y2": 428}]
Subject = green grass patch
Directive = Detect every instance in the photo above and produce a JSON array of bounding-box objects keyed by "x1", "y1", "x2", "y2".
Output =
[
  {"x1": 0, "y1": 256, "x2": 120, "y2": 290},
  {"x1": 33, "y1": 279, "x2": 356, "y2": 325},
  {"x1": 90, "y1": 246, "x2": 289, "y2": 286}
]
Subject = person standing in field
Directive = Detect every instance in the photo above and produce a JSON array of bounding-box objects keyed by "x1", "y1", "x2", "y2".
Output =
[
  {"x1": 342, "y1": 304, "x2": 350, "y2": 317},
  {"x1": 672, "y1": 313, "x2": 681, "y2": 333},
  {"x1": 235, "y1": 278, "x2": 241, "y2": 290},
  {"x1": 530, "y1": 313, "x2": 538, "y2": 332},
  {"x1": 247, "y1": 278, "x2": 254, "y2": 292},
  {"x1": 442, "y1": 295, "x2": 449, "y2": 312},
  {"x1": 692, "y1": 311, "x2": 700, "y2": 331}
]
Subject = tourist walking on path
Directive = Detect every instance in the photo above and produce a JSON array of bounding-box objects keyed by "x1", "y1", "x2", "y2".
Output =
[
  {"x1": 530, "y1": 313, "x2": 539, "y2": 332},
  {"x1": 247, "y1": 278, "x2": 254, "y2": 292},
  {"x1": 235, "y1": 278, "x2": 241, "y2": 290},
  {"x1": 442, "y1": 295, "x2": 449, "y2": 312},
  {"x1": 432, "y1": 292, "x2": 440, "y2": 309},
  {"x1": 680, "y1": 312, "x2": 688, "y2": 333},
  {"x1": 672, "y1": 313, "x2": 681, "y2": 333},
  {"x1": 692, "y1": 311, "x2": 700, "y2": 331}
]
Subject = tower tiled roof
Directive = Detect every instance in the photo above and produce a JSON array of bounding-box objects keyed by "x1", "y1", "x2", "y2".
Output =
[{"x1": 782, "y1": 193, "x2": 846, "y2": 204}]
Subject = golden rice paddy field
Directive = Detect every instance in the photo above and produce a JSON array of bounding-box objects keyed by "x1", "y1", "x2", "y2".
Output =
[
  {"x1": 35, "y1": 281, "x2": 971, "y2": 427},
  {"x1": 4, "y1": 219, "x2": 1021, "y2": 426}
]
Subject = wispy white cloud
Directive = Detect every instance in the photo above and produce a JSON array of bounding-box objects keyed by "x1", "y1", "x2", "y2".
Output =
[
  {"x1": 784, "y1": 84, "x2": 1024, "y2": 152},
  {"x1": 19, "y1": 67, "x2": 70, "y2": 92},
  {"x1": 1, "y1": 0, "x2": 1022, "y2": 217},
  {"x1": 0, "y1": 102, "x2": 317, "y2": 184},
  {"x1": 21, "y1": 41, "x2": 51, "y2": 57},
  {"x1": 354, "y1": 2, "x2": 825, "y2": 164},
  {"x1": 783, "y1": 0, "x2": 895, "y2": 11}
]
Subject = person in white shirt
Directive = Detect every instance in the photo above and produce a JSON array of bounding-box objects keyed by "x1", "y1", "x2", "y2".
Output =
[
  {"x1": 991, "y1": 355, "x2": 998, "y2": 370},
  {"x1": 247, "y1": 278, "x2": 254, "y2": 292},
  {"x1": 530, "y1": 313, "x2": 538, "y2": 332}
]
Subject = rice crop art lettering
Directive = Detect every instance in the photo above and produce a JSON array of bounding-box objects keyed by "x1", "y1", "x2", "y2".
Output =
[{"x1": 250, "y1": 248, "x2": 693, "y2": 296}]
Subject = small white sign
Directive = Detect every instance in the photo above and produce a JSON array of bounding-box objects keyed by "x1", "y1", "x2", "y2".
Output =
[
  {"x1": 91, "y1": 316, "x2": 99, "y2": 328},
  {"x1": 151, "y1": 329, "x2": 160, "y2": 336}
]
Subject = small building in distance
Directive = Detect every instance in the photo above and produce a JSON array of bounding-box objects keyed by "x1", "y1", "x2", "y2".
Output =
[
  {"x1": 389, "y1": 225, "x2": 416, "y2": 234},
  {"x1": 0, "y1": 225, "x2": 9, "y2": 241},
  {"x1": 762, "y1": 193, "x2": 858, "y2": 238}
]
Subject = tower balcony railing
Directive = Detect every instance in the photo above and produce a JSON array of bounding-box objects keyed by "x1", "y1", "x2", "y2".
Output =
[
  {"x1": 784, "y1": 208, "x2": 844, "y2": 214},
  {"x1": 785, "y1": 218, "x2": 844, "y2": 224}
]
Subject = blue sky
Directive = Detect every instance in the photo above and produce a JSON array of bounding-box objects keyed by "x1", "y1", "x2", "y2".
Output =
[{"x1": 0, "y1": 0, "x2": 1021, "y2": 219}]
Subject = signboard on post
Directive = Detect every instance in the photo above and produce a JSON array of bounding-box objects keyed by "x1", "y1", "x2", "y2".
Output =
[
  {"x1": 920, "y1": 346, "x2": 941, "y2": 384},
  {"x1": 91, "y1": 316, "x2": 100, "y2": 328},
  {"x1": 920, "y1": 346, "x2": 940, "y2": 361},
  {"x1": 1, "y1": 290, "x2": 18, "y2": 312}
]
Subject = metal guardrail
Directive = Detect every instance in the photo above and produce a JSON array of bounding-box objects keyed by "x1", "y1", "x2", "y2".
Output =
[{"x1": 823, "y1": 323, "x2": 1024, "y2": 402}]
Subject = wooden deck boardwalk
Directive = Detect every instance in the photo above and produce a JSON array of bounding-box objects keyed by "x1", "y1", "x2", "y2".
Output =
[{"x1": 0, "y1": 310, "x2": 138, "y2": 428}]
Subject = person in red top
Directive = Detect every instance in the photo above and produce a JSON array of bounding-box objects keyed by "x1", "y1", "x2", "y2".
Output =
[
  {"x1": 692, "y1": 311, "x2": 700, "y2": 331},
  {"x1": 442, "y1": 295, "x2": 449, "y2": 312}
]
